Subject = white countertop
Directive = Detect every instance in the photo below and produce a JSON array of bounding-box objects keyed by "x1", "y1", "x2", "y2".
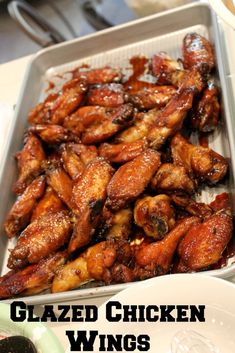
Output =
[{"x1": 1, "y1": 17, "x2": 235, "y2": 351}]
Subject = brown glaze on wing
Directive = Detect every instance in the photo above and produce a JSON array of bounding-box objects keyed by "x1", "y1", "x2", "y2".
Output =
[
  {"x1": 46, "y1": 166, "x2": 74, "y2": 209},
  {"x1": 0, "y1": 252, "x2": 67, "y2": 299},
  {"x1": 105, "y1": 208, "x2": 133, "y2": 240},
  {"x1": 182, "y1": 33, "x2": 215, "y2": 76},
  {"x1": 81, "y1": 103, "x2": 134, "y2": 144},
  {"x1": 99, "y1": 139, "x2": 148, "y2": 164},
  {"x1": 31, "y1": 186, "x2": 66, "y2": 221},
  {"x1": 8, "y1": 211, "x2": 72, "y2": 270},
  {"x1": 171, "y1": 133, "x2": 228, "y2": 184},
  {"x1": 73, "y1": 66, "x2": 122, "y2": 84},
  {"x1": 52, "y1": 239, "x2": 132, "y2": 292},
  {"x1": 134, "y1": 195, "x2": 175, "y2": 240},
  {"x1": 191, "y1": 81, "x2": 220, "y2": 132},
  {"x1": 13, "y1": 134, "x2": 46, "y2": 195},
  {"x1": 4, "y1": 176, "x2": 46, "y2": 238},
  {"x1": 178, "y1": 211, "x2": 233, "y2": 270},
  {"x1": 151, "y1": 52, "x2": 184, "y2": 86},
  {"x1": 106, "y1": 149, "x2": 161, "y2": 211},
  {"x1": 28, "y1": 93, "x2": 59, "y2": 125},
  {"x1": 129, "y1": 85, "x2": 176, "y2": 110},
  {"x1": 171, "y1": 194, "x2": 213, "y2": 219},
  {"x1": 87, "y1": 83, "x2": 126, "y2": 107},
  {"x1": 134, "y1": 216, "x2": 200, "y2": 277},
  {"x1": 151, "y1": 163, "x2": 196, "y2": 194},
  {"x1": 28, "y1": 124, "x2": 80, "y2": 144},
  {"x1": 68, "y1": 158, "x2": 114, "y2": 253}
]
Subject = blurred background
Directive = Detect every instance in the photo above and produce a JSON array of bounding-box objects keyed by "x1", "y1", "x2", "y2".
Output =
[{"x1": 0, "y1": 0, "x2": 197, "y2": 64}]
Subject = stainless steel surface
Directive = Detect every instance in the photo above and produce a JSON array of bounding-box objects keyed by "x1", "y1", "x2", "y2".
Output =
[{"x1": 1, "y1": 2, "x2": 235, "y2": 304}]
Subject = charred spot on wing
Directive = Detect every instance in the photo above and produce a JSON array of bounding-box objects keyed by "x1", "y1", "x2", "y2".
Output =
[{"x1": 89, "y1": 199, "x2": 104, "y2": 222}]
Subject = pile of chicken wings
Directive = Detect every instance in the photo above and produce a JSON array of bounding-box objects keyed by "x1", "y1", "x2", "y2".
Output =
[{"x1": 0, "y1": 32, "x2": 233, "y2": 299}]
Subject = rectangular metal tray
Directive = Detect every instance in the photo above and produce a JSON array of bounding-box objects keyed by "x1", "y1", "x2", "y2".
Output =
[{"x1": 1, "y1": 2, "x2": 235, "y2": 304}]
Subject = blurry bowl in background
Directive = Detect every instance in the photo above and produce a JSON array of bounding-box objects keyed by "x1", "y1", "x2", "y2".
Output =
[{"x1": 209, "y1": 0, "x2": 235, "y2": 29}]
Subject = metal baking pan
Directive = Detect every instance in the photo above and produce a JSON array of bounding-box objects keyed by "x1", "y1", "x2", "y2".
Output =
[{"x1": 1, "y1": 2, "x2": 235, "y2": 304}]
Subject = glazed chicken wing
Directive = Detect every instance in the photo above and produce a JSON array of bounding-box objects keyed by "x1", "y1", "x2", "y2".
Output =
[
  {"x1": 106, "y1": 149, "x2": 161, "y2": 211},
  {"x1": 171, "y1": 133, "x2": 228, "y2": 184},
  {"x1": 134, "y1": 216, "x2": 200, "y2": 278},
  {"x1": 151, "y1": 51, "x2": 185, "y2": 86},
  {"x1": 0, "y1": 252, "x2": 67, "y2": 299},
  {"x1": 182, "y1": 33, "x2": 215, "y2": 76},
  {"x1": 73, "y1": 66, "x2": 122, "y2": 84},
  {"x1": 28, "y1": 93, "x2": 59, "y2": 125},
  {"x1": 28, "y1": 124, "x2": 80, "y2": 144},
  {"x1": 52, "y1": 239, "x2": 132, "y2": 293},
  {"x1": 13, "y1": 133, "x2": 46, "y2": 195},
  {"x1": 31, "y1": 186, "x2": 66, "y2": 221},
  {"x1": 151, "y1": 163, "x2": 196, "y2": 194},
  {"x1": 178, "y1": 210, "x2": 233, "y2": 271},
  {"x1": 81, "y1": 103, "x2": 134, "y2": 144},
  {"x1": 104, "y1": 208, "x2": 133, "y2": 240},
  {"x1": 87, "y1": 83, "x2": 127, "y2": 107},
  {"x1": 69, "y1": 158, "x2": 113, "y2": 253},
  {"x1": 171, "y1": 194, "x2": 213, "y2": 219},
  {"x1": 191, "y1": 81, "x2": 220, "y2": 132},
  {"x1": 8, "y1": 210, "x2": 72, "y2": 270},
  {"x1": 4, "y1": 175, "x2": 46, "y2": 238},
  {"x1": 134, "y1": 195, "x2": 175, "y2": 240}
]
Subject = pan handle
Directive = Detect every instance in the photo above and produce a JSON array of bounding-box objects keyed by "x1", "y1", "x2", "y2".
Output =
[{"x1": 7, "y1": 0, "x2": 66, "y2": 47}]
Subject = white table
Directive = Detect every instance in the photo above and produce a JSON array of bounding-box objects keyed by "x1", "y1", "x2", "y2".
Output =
[{"x1": 1, "y1": 19, "x2": 235, "y2": 351}]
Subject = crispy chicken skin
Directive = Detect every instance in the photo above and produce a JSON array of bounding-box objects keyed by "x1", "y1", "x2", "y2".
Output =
[
  {"x1": 81, "y1": 103, "x2": 134, "y2": 144},
  {"x1": 4, "y1": 176, "x2": 46, "y2": 238},
  {"x1": 182, "y1": 33, "x2": 215, "y2": 75},
  {"x1": 151, "y1": 163, "x2": 196, "y2": 194},
  {"x1": 0, "y1": 252, "x2": 67, "y2": 299},
  {"x1": 87, "y1": 83, "x2": 127, "y2": 107},
  {"x1": 28, "y1": 124, "x2": 80, "y2": 144},
  {"x1": 151, "y1": 52, "x2": 184, "y2": 86},
  {"x1": 134, "y1": 195, "x2": 175, "y2": 239},
  {"x1": 61, "y1": 143, "x2": 98, "y2": 180},
  {"x1": 13, "y1": 133, "x2": 46, "y2": 195},
  {"x1": 178, "y1": 211, "x2": 233, "y2": 271},
  {"x1": 191, "y1": 81, "x2": 220, "y2": 132},
  {"x1": 99, "y1": 139, "x2": 148, "y2": 164},
  {"x1": 46, "y1": 166, "x2": 74, "y2": 209},
  {"x1": 171, "y1": 194, "x2": 213, "y2": 219},
  {"x1": 31, "y1": 186, "x2": 66, "y2": 221},
  {"x1": 134, "y1": 216, "x2": 200, "y2": 277},
  {"x1": 129, "y1": 85, "x2": 176, "y2": 110},
  {"x1": 8, "y1": 211, "x2": 72, "y2": 270},
  {"x1": 106, "y1": 149, "x2": 161, "y2": 211},
  {"x1": 52, "y1": 239, "x2": 131, "y2": 293},
  {"x1": 28, "y1": 93, "x2": 58, "y2": 125},
  {"x1": 69, "y1": 158, "x2": 114, "y2": 253},
  {"x1": 73, "y1": 66, "x2": 122, "y2": 84},
  {"x1": 171, "y1": 133, "x2": 228, "y2": 184}
]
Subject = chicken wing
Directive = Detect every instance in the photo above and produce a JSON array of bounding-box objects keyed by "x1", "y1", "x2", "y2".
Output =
[
  {"x1": 28, "y1": 124, "x2": 80, "y2": 144},
  {"x1": 99, "y1": 139, "x2": 148, "y2": 164},
  {"x1": 129, "y1": 84, "x2": 176, "y2": 110},
  {"x1": 171, "y1": 133, "x2": 228, "y2": 184},
  {"x1": 191, "y1": 81, "x2": 220, "y2": 132},
  {"x1": 134, "y1": 216, "x2": 200, "y2": 278},
  {"x1": 81, "y1": 103, "x2": 134, "y2": 144},
  {"x1": 134, "y1": 195, "x2": 175, "y2": 240},
  {"x1": 13, "y1": 133, "x2": 46, "y2": 195},
  {"x1": 105, "y1": 208, "x2": 133, "y2": 240},
  {"x1": 8, "y1": 211, "x2": 72, "y2": 270},
  {"x1": 52, "y1": 239, "x2": 132, "y2": 293},
  {"x1": 182, "y1": 33, "x2": 215, "y2": 76},
  {"x1": 171, "y1": 194, "x2": 213, "y2": 219},
  {"x1": 46, "y1": 166, "x2": 74, "y2": 209},
  {"x1": 87, "y1": 83, "x2": 127, "y2": 107},
  {"x1": 28, "y1": 93, "x2": 59, "y2": 124},
  {"x1": 73, "y1": 66, "x2": 122, "y2": 84},
  {"x1": 178, "y1": 211, "x2": 233, "y2": 271},
  {"x1": 151, "y1": 52, "x2": 184, "y2": 86},
  {"x1": 151, "y1": 163, "x2": 196, "y2": 194},
  {"x1": 31, "y1": 186, "x2": 66, "y2": 221},
  {"x1": 0, "y1": 252, "x2": 67, "y2": 299},
  {"x1": 106, "y1": 149, "x2": 161, "y2": 211},
  {"x1": 4, "y1": 175, "x2": 46, "y2": 238},
  {"x1": 69, "y1": 158, "x2": 114, "y2": 253}
]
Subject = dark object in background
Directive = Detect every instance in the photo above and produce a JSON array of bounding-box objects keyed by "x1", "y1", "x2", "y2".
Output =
[{"x1": 0, "y1": 335, "x2": 37, "y2": 353}]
